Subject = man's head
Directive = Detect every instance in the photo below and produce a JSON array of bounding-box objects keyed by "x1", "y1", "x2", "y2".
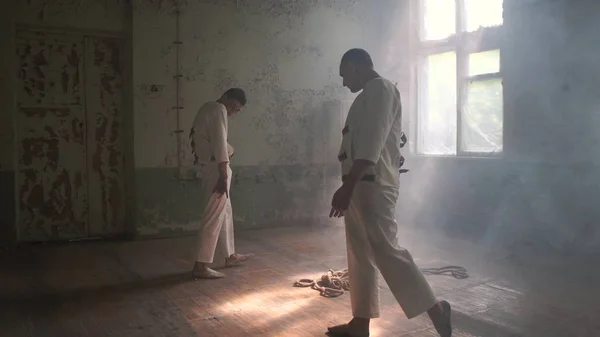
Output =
[
  {"x1": 339, "y1": 48, "x2": 375, "y2": 93},
  {"x1": 219, "y1": 88, "x2": 247, "y2": 116}
]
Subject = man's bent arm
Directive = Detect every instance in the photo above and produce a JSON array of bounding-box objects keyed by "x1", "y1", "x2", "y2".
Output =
[
  {"x1": 207, "y1": 108, "x2": 230, "y2": 179},
  {"x1": 343, "y1": 159, "x2": 375, "y2": 189},
  {"x1": 217, "y1": 161, "x2": 229, "y2": 179}
]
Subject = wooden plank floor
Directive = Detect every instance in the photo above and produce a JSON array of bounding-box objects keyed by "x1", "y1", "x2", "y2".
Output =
[{"x1": 0, "y1": 225, "x2": 598, "y2": 336}]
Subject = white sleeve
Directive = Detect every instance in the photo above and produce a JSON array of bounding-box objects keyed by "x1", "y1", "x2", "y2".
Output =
[
  {"x1": 190, "y1": 114, "x2": 202, "y2": 163},
  {"x1": 353, "y1": 81, "x2": 398, "y2": 164},
  {"x1": 227, "y1": 143, "x2": 234, "y2": 157},
  {"x1": 207, "y1": 108, "x2": 229, "y2": 163}
]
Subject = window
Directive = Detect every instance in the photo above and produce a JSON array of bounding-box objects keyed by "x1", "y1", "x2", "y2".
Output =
[{"x1": 416, "y1": 0, "x2": 504, "y2": 155}]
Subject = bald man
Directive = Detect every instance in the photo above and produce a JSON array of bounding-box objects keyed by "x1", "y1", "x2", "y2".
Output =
[{"x1": 328, "y1": 49, "x2": 452, "y2": 337}]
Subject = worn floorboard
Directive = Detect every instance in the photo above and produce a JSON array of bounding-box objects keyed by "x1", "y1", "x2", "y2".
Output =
[{"x1": 0, "y1": 225, "x2": 597, "y2": 336}]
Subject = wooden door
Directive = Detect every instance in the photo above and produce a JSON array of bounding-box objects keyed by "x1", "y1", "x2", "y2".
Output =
[
  {"x1": 15, "y1": 30, "x2": 126, "y2": 242},
  {"x1": 16, "y1": 31, "x2": 89, "y2": 241}
]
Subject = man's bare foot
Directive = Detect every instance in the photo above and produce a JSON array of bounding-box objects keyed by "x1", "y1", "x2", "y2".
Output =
[
  {"x1": 192, "y1": 267, "x2": 225, "y2": 279},
  {"x1": 327, "y1": 317, "x2": 370, "y2": 337},
  {"x1": 192, "y1": 262, "x2": 225, "y2": 279},
  {"x1": 225, "y1": 253, "x2": 254, "y2": 267},
  {"x1": 427, "y1": 300, "x2": 452, "y2": 337}
]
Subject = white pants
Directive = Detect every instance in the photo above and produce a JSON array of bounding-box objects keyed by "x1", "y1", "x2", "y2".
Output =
[
  {"x1": 195, "y1": 163, "x2": 235, "y2": 264},
  {"x1": 345, "y1": 182, "x2": 437, "y2": 319}
]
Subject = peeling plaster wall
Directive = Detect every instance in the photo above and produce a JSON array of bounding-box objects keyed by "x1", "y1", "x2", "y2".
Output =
[
  {"x1": 391, "y1": 0, "x2": 600, "y2": 259},
  {"x1": 132, "y1": 0, "x2": 383, "y2": 236},
  {"x1": 1, "y1": 0, "x2": 129, "y2": 245}
]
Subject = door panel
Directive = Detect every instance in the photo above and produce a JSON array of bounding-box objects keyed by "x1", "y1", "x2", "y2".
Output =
[
  {"x1": 15, "y1": 29, "x2": 126, "y2": 242},
  {"x1": 17, "y1": 107, "x2": 88, "y2": 241},
  {"x1": 15, "y1": 31, "x2": 88, "y2": 242},
  {"x1": 15, "y1": 30, "x2": 84, "y2": 107},
  {"x1": 85, "y1": 36, "x2": 125, "y2": 236}
]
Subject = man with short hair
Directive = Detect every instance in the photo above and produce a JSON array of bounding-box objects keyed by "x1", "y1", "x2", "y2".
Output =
[
  {"x1": 328, "y1": 49, "x2": 452, "y2": 337},
  {"x1": 190, "y1": 88, "x2": 253, "y2": 279}
]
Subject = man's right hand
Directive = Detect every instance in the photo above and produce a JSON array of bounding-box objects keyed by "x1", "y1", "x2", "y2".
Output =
[
  {"x1": 213, "y1": 176, "x2": 229, "y2": 198},
  {"x1": 214, "y1": 161, "x2": 229, "y2": 198}
]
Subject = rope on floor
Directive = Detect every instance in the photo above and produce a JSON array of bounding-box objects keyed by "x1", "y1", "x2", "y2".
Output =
[
  {"x1": 421, "y1": 265, "x2": 469, "y2": 279},
  {"x1": 293, "y1": 266, "x2": 468, "y2": 298},
  {"x1": 294, "y1": 269, "x2": 350, "y2": 297}
]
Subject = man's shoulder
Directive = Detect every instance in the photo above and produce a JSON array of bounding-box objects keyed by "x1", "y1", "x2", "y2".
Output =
[
  {"x1": 364, "y1": 77, "x2": 401, "y2": 103},
  {"x1": 199, "y1": 101, "x2": 226, "y2": 115},
  {"x1": 365, "y1": 77, "x2": 397, "y2": 91}
]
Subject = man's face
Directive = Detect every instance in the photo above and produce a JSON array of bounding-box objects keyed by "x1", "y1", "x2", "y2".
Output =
[
  {"x1": 339, "y1": 61, "x2": 361, "y2": 93},
  {"x1": 223, "y1": 98, "x2": 244, "y2": 116}
]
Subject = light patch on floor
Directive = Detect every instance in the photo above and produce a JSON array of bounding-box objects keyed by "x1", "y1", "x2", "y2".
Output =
[{"x1": 0, "y1": 225, "x2": 598, "y2": 336}]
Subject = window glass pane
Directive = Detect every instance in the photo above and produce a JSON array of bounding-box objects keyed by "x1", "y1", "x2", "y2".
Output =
[
  {"x1": 419, "y1": 52, "x2": 457, "y2": 155},
  {"x1": 423, "y1": 0, "x2": 455, "y2": 41},
  {"x1": 469, "y1": 50, "x2": 500, "y2": 76},
  {"x1": 465, "y1": 0, "x2": 503, "y2": 32},
  {"x1": 461, "y1": 78, "x2": 503, "y2": 153}
]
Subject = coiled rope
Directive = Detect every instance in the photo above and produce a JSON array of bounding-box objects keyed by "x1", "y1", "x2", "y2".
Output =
[{"x1": 293, "y1": 266, "x2": 468, "y2": 298}]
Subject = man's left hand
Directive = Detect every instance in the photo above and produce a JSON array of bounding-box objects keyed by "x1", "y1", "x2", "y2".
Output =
[{"x1": 330, "y1": 183, "x2": 354, "y2": 218}]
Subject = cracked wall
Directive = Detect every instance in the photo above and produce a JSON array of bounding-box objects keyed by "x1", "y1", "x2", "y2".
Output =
[
  {"x1": 132, "y1": 0, "x2": 383, "y2": 236},
  {"x1": 7, "y1": 0, "x2": 597, "y2": 256}
]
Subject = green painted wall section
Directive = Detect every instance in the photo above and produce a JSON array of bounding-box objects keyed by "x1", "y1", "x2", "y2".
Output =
[
  {"x1": 134, "y1": 164, "x2": 341, "y2": 238},
  {"x1": 134, "y1": 167, "x2": 205, "y2": 238}
]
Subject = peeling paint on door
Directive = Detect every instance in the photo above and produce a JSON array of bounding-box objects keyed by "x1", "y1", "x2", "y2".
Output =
[
  {"x1": 85, "y1": 36, "x2": 125, "y2": 236},
  {"x1": 15, "y1": 29, "x2": 125, "y2": 242},
  {"x1": 16, "y1": 29, "x2": 89, "y2": 241},
  {"x1": 16, "y1": 31, "x2": 83, "y2": 107}
]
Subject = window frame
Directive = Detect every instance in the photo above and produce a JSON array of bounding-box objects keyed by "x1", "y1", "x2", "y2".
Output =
[{"x1": 412, "y1": 0, "x2": 504, "y2": 157}]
